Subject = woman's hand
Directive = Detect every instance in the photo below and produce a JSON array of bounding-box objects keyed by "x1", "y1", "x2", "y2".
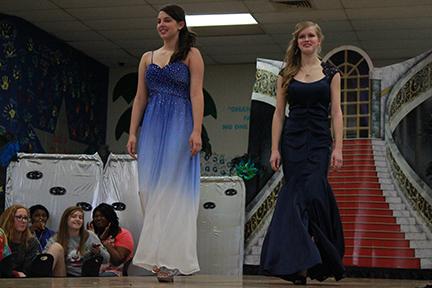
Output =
[
  {"x1": 99, "y1": 223, "x2": 111, "y2": 241},
  {"x1": 30, "y1": 220, "x2": 45, "y2": 233},
  {"x1": 126, "y1": 135, "x2": 137, "y2": 159},
  {"x1": 86, "y1": 221, "x2": 95, "y2": 232},
  {"x1": 91, "y1": 243, "x2": 101, "y2": 255},
  {"x1": 331, "y1": 148, "x2": 343, "y2": 170},
  {"x1": 189, "y1": 130, "x2": 202, "y2": 156},
  {"x1": 270, "y1": 150, "x2": 281, "y2": 171},
  {"x1": 102, "y1": 236, "x2": 115, "y2": 247}
]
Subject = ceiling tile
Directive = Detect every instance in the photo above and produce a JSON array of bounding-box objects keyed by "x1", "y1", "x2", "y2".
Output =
[
  {"x1": 199, "y1": 34, "x2": 275, "y2": 46},
  {"x1": 52, "y1": 30, "x2": 106, "y2": 42},
  {"x1": 99, "y1": 29, "x2": 158, "y2": 40},
  {"x1": 51, "y1": 0, "x2": 149, "y2": 8},
  {"x1": 84, "y1": 18, "x2": 156, "y2": 31},
  {"x1": 179, "y1": 1, "x2": 249, "y2": 14},
  {"x1": 204, "y1": 44, "x2": 282, "y2": 55},
  {"x1": 0, "y1": 0, "x2": 56, "y2": 12},
  {"x1": 243, "y1": 0, "x2": 280, "y2": 13},
  {"x1": 2, "y1": 0, "x2": 431, "y2": 67},
  {"x1": 68, "y1": 40, "x2": 119, "y2": 51},
  {"x1": 66, "y1": 5, "x2": 155, "y2": 20},
  {"x1": 34, "y1": 21, "x2": 90, "y2": 32},
  {"x1": 254, "y1": 9, "x2": 347, "y2": 24},
  {"x1": 192, "y1": 25, "x2": 265, "y2": 37},
  {"x1": 341, "y1": 0, "x2": 432, "y2": 8},
  {"x1": 351, "y1": 17, "x2": 432, "y2": 30},
  {"x1": 7, "y1": 9, "x2": 75, "y2": 22},
  {"x1": 145, "y1": 0, "x2": 243, "y2": 6},
  {"x1": 345, "y1": 6, "x2": 432, "y2": 19},
  {"x1": 313, "y1": 0, "x2": 343, "y2": 9},
  {"x1": 357, "y1": 29, "x2": 432, "y2": 41}
]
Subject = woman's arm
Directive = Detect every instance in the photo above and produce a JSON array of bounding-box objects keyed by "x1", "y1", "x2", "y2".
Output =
[
  {"x1": 187, "y1": 47, "x2": 205, "y2": 156},
  {"x1": 269, "y1": 76, "x2": 287, "y2": 171},
  {"x1": 42, "y1": 234, "x2": 56, "y2": 253},
  {"x1": 126, "y1": 52, "x2": 151, "y2": 158},
  {"x1": 102, "y1": 238, "x2": 131, "y2": 267},
  {"x1": 22, "y1": 238, "x2": 40, "y2": 276},
  {"x1": 102, "y1": 228, "x2": 133, "y2": 266},
  {"x1": 87, "y1": 231, "x2": 110, "y2": 264},
  {"x1": 0, "y1": 228, "x2": 12, "y2": 257},
  {"x1": 330, "y1": 72, "x2": 343, "y2": 168}
]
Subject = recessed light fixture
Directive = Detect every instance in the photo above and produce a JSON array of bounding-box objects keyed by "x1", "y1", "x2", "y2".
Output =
[{"x1": 186, "y1": 13, "x2": 258, "y2": 27}]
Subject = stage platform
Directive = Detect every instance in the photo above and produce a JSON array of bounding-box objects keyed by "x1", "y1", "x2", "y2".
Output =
[{"x1": 0, "y1": 275, "x2": 430, "y2": 288}]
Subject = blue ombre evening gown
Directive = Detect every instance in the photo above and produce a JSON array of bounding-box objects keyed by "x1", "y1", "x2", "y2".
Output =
[{"x1": 132, "y1": 58, "x2": 200, "y2": 274}]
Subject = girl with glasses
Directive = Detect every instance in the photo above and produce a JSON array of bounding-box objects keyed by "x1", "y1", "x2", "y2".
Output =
[{"x1": 0, "y1": 204, "x2": 40, "y2": 277}]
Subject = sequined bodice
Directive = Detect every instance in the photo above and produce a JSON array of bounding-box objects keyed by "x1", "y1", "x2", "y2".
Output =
[{"x1": 146, "y1": 62, "x2": 190, "y2": 100}]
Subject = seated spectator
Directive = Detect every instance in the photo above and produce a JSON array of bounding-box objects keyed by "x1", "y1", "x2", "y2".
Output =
[
  {"x1": 44, "y1": 206, "x2": 110, "y2": 277},
  {"x1": 29, "y1": 204, "x2": 55, "y2": 251},
  {"x1": 0, "y1": 204, "x2": 40, "y2": 277},
  {"x1": 0, "y1": 227, "x2": 11, "y2": 259},
  {"x1": 90, "y1": 203, "x2": 134, "y2": 277},
  {"x1": 0, "y1": 227, "x2": 12, "y2": 277}
]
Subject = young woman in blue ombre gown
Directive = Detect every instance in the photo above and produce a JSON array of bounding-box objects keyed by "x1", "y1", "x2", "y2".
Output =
[{"x1": 126, "y1": 4, "x2": 204, "y2": 282}]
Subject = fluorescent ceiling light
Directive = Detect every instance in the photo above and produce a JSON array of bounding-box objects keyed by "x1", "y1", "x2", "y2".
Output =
[{"x1": 186, "y1": 13, "x2": 258, "y2": 27}]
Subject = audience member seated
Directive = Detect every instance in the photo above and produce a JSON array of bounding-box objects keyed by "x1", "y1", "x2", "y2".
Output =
[
  {"x1": 29, "y1": 204, "x2": 55, "y2": 251},
  {"x1": 0, "y1": 204, "x2": 41, "y2": 277},
  {"x1": 0, "y1": 227, "x2": 12, "y2": 277},
  {"x1": 90, "y1": 203, "x2": 134, "y2": 277},
  {"x1": 44, "y1": 206, "x2": 110, "y2": 277}
]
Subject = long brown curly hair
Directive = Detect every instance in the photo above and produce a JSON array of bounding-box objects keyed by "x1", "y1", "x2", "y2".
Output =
[
  {"x1": 0, "y1": 204, "x2": 34, "y2": 247},
  {"x1": 280, "y1": 21, "x2": 324, "y2": 88},
  {"x1": 160, "y1": 4, "x2": 197, "y2": 63}
]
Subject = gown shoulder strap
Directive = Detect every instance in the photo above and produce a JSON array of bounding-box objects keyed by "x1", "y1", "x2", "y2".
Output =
[{"x1": 322, "y1": 62, "x2": 341, "y2": 82}]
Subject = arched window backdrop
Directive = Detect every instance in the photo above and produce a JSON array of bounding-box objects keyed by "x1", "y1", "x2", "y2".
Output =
[{"x1": 324, "y1": 46, "x2": 373, "y2": 138}]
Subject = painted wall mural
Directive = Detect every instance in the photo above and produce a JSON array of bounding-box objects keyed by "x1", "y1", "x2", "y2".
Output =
[{"x1": 0, "y1": 14, "x2": 108, "y2": 154}]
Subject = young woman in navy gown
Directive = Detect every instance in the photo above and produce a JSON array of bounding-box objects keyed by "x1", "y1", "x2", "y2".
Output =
[{"x1": 260, "y1": 21, "x2": 345, "y2": 285}]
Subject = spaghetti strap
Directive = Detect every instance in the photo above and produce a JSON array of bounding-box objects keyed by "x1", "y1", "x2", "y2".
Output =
[{"x1": 151, "y1": 51, "x2": 154, "y2": 64}]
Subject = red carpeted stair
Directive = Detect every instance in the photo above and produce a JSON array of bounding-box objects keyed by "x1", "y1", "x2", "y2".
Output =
[{"x1": 329, "y1": 139, "x2": 420, "y2": 269}]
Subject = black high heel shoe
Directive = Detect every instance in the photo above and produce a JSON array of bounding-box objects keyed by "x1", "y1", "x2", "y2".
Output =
[
  {"x1": 281, "y1": 272, "x2": 307, "y2": 285},
  {"x1": 293, "y1": 276, "x2": 307, "y2": 285}
]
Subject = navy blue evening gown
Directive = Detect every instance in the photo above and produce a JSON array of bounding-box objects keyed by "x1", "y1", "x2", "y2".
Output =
[{"x1": 260, "y1": 62, "x2": 345, "y2": 281}]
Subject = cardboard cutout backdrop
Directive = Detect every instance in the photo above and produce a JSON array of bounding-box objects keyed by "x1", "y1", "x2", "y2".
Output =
[
  {"x1": 6, "y1": 153, "x2": 102, "y2": 229},
  {"x1": 6, "y1": 153, "x2": 245, "y2": 276}
]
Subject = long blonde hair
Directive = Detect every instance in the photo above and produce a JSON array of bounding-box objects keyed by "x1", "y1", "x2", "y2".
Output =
[
  {"x1": 280, "y1": 21, "x2": 324, "y2": 88},
  {"x1": 0, "y1": 204, "x2": 34, "y2": 246}
]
